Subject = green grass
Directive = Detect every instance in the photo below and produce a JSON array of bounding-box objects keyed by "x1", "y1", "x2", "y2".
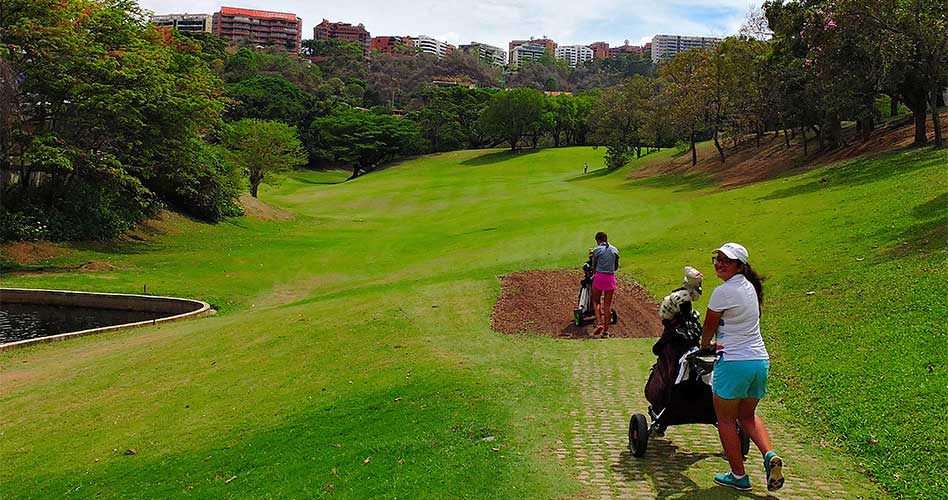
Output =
[{"x1": 1, "y1": 145, "x2": 945, "y2": 499}]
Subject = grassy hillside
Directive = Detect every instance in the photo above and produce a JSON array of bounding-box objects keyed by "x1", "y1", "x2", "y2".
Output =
[{"x1": 1, "y1": 145, "x2": 944, "y2": 498}]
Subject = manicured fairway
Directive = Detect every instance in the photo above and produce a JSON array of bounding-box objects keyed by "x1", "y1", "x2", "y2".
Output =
[{"x1": 1, "y1": 145, "x2": 944, "y2": 498}]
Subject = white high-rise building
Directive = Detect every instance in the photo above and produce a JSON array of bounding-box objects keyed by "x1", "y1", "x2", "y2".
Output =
[
  {"x1": 555, "y1": 45, "x2": 594, "y2": 68},
  {"x1": 413, "y1": 35, "x2": 454, "y2": 58},
  {"x1": 511, "y1": 43, "x2": 546, "y2": 67},
  {"x1": 460, "y1": 42, "x2": 507, "y2": 66},
  {"x1": 651, "y1": 34, "x2": 722, "y2": 62}
]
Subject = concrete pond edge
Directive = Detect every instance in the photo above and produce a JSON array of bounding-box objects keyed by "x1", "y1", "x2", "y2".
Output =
[{"x1": 0, "y1": 287, "x2": 212, "y2": 350}]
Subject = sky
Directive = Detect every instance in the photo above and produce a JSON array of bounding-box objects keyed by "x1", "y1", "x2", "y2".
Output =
[{"x1": 137, "y1": 0, "x2": 755, "y2": 52}]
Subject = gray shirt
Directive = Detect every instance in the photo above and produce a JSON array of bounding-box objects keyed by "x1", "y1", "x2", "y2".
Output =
[{"x1": 592, "y1": 242, "x2": 619, "y2": 274}]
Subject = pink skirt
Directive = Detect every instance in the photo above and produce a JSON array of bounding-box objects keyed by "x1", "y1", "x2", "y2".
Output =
[{"x1": 593, "y1": 272, "x2": 617, "y2": 291}]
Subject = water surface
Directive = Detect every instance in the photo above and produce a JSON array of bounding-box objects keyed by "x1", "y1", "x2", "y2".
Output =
[{"x1": 0, "y1": 303, "x2": 166, "y2": 343}]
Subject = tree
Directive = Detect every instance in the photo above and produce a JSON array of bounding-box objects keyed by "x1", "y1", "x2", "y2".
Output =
[
  {"x1": 837, "y1": 0, "x2": 947, "y2": 147},
  {"x1": 310, "y1": 108, "x2": 422, "y2": 178},
  {"x1": 589, "y1": 76, "x2": 656, "y2": 168},
  {"x1": 224, "y1": 76, "x2": 314, "y2": 126},
  {"x1": 407, "y1": 87, "x2": 498, "y2": 151},
  {"x1": 225, "y1": 119, "x2": 307, "y2": 197},
  {"x1": 1, "y1": 0, "x2": 239, "y2": 240},
  {"x1": 659, "y1": 48, "x2": 713, "y2": 165},
  {"x1": 478, "y1": 88, "x2": 547, "y2": 150}
]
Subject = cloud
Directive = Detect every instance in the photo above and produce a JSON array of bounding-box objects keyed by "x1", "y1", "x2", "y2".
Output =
[{"x1": 137, "y1": 0, "x2": 755, "y2": 50}]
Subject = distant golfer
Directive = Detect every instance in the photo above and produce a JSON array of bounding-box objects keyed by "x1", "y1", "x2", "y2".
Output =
[
  {"x1": 591, "y1": 231, "x2": 619, "y2": 337},
  {"x1": 584, "y1": 162, "x2": 589, "y2": 173}
]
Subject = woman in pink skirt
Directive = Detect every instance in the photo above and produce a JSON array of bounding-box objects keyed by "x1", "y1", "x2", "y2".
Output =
[{"x1": 591, "y1": 231, "x2": 619, "y2": 337}]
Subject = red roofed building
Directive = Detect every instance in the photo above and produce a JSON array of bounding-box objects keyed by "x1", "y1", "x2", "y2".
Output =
[
  {"x1": 370, "y1": 36, "x2": 413, "y2": 56},
  {"x1": 609, "y1": 40, "x2": 644, "y2": 58},
  {"x1": 212, "y1": 7, "x2": 302, "y2": 52},
  {"x1": 588, "y1": 42, "x2": 610, "y2": 59},
  {"x1": 314, "y1": 19, "x2": 371, "y2": 58}
]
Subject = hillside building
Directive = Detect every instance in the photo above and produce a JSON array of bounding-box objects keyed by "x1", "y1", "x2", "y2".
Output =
[
  {"x1": 509, "y1": 37, "x2": 556, "y2": 64},
  {"x1": 609, "y1": 40, "x2": 644, "y2": 58},
  {"x1": 459, "y1": 42, "x2": 507, "y2": 66},
  {"x1": 588, "y1": 42, "x2": 610, "y2": 59},
  {"x1": 651, "y1": 34, "x2": 721, "y2": 62},
  {"x1": 371, "y1": 36, "x2": 414, "y2": 56},
  {"x1": 212, "y1": 7, "x2": 302, "y2": 52},
  {"x1": 314, "y1": 19, "x2": 371, "y2": 58},
  {"x1": 149, "y1": 13, "x2": 212, "y2": 32},
  {"x1": 555, "y1": 45, "x2": 594, "y2": 67},
  {"x1": 413, "y1": 35, "x2": 455, "y2": 58},
  {"x1": 510, "y1": 43, "x2": 547, "y2": 67}
]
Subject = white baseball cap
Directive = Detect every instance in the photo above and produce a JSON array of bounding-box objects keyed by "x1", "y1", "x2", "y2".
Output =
[{"x1": 714, "y1": 242, "x2": 749, "y2": 263}]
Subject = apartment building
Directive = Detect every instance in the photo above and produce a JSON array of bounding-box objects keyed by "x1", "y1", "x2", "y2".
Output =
[
  {"x1": 413, "y1": 35, "x2": 455, "y2": 58},
  {"x1": 651, "y1": 34, "x2": 721, "y2": 62},
  {"x1": 371, "y1": 36, "x2": 414, "y2": 56},
  {"x1": 510, "y1": 43, "x2": 547, "y2": 67},
  {"x1": 609, "y1": 40, "x2": 644, "y2": 58},
  {"x1": 149, "y1": 13, "x2": 212, "y2": 32},
  {"x1": 588, "y1": 42, "x2": 610, "y2": 59},
  {"x1": 212, "y1": 7, "x2": 302, "y2": 52},
  {"x1": 459, "y1": 42, "x2": 507, "y2": 66},
  {"x1": 509, "y1": 37, "x2": 556, "y2": 64},
  {"x1": 314, "y1": 19, "x2": 371, "y2": 58},
  {"x1": 555, "y1": 45, "x2": 594, "y2": 68}
]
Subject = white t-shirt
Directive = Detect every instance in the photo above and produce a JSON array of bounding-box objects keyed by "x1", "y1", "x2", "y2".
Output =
[{"x1": 707, "y1": 274, "x2": 769, "y2": 361}]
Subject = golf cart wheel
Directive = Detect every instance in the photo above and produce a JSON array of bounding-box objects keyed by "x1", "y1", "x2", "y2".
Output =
[
  {"x1": 610, "y1": 309, "x2": 618, "y2": 325},
  {"x1": 629, "y1": 413, "x2": 649, "y2": 457},
  {"x1": 739, "y1": 427, "x2": 750, "y2": 459},
  {"x1": 573, "y1": 309, "x2": 583, "y2": 327}
]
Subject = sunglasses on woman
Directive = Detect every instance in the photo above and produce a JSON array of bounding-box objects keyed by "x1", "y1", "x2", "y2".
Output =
[{"x1": 711, "y1": 255, "x2": 738, "y2": 266}]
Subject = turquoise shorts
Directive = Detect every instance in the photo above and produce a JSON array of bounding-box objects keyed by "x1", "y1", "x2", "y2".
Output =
[{"x1": 712, "y1": 359, "x2": 769, "y2": 400}]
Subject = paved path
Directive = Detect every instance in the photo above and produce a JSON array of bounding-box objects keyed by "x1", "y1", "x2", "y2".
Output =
[{"x1": 554, "y1": 345, "x2": 871, "y2": 499}]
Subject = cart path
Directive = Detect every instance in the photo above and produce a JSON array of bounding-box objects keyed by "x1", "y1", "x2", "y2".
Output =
[{"x1": 553, "y1": 346, "x2": 878, "y2": 499}]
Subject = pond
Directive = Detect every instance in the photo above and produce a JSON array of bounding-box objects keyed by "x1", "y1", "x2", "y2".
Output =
[{"x1": 0, "y1": 303, "x2": 167, "y2": 344}]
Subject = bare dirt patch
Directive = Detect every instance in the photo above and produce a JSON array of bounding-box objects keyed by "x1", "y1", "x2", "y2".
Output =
[
  {"x1": 78, "y1": 261, "x2": 118, "y2": 272},
  {"x1": 0, "y1": 242, "x2": 68, "y2": 264},
  {"x1": 492, "y1": 270, "x2": 662, "y2": 339},
  {"x1": 635, "y1": 110, "x2": 948, "y2": 188},
  {"x1": 240, "y1": 194, "x2": 294, "y2": 221}
]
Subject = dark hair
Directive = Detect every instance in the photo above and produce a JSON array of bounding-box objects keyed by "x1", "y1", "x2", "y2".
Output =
[
  {"x1": 595, "y1": 231, "x2": 607, "y2": 243},
  {"x1": 740, "y1": 262, "x2": 765, "y2": 305}
]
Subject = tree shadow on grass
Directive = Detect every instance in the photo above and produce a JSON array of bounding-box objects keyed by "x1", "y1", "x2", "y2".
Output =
[
  {"x1": 459, "y1": 148, "x2": 541, "y2": 166},
  {"x1": 756, "y1": 146, "x2": 943, "y2": 201},
  {"x1": 287, "y1": 175, "x2": 344, "y2": 185},
  {"x1": 565, "y1": 166, "x2": 624, "y2": 182},
  {"x1": 621, "y1": 173, "x2": 717, "y2": 192},
  {"x1": 878, "y1": 192, "x2": 948, "y2": 263}
]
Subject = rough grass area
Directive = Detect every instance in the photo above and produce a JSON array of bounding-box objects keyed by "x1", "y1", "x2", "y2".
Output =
[{"x1": 2, "y1": 145, "x2": 944, "y2": 499}]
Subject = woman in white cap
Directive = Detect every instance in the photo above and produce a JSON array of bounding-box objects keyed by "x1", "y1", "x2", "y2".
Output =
[{"x1": 700, "y1": 242, "x2": 784, "y2": 492}]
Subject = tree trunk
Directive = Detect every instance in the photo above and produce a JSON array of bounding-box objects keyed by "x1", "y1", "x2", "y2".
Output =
[
  {"x1": 713, "y1": 129, "x2": 725, "y2": 163},
  {"x1": 902, "y1": 87, "x2": 929, "y2": 145},
  {"x1": 690, "y1": 130, "x2": 697, "y2": 166},
  {"x1": 912, "y1": 107, "x2": 928, "y2": 145},
  {"x1": 823, "y1": 115, "x2": 842, "y2": 149},
  {"x1": 801, "y1": 126, "x2": 808, "y2": 156},
  {"x1": 250, "y1": 181, "x2": 259, "y2": 198},
  {"x1": 933, "y1": 89, "x2": 944, "y2": 148},
  {"x1": 783, "y1": 129, "x2": 791, "y2": 148},
  {"x1": 890, "y1": 96, "x2": 899, "y2": 117}
]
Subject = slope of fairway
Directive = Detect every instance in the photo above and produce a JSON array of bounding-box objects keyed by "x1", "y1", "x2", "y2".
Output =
[{"x1": 1, "y1": 145, "x2": 944, "y2": 499}]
